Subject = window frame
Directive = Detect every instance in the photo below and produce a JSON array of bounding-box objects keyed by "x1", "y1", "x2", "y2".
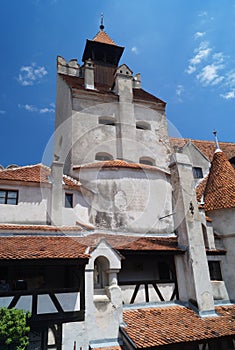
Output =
[
  {"x1": 208, "y1": 260, "x2": 222, "y2": 281},
  {"x1": 65, "y1": 193, "x2": 73, "y2": 208},
  {"x1": 192, "y1": 166, "x2": 203, "y2": 179},
  {"x1": 0, "y1": 189, "x2": 19, "y2": 205}
]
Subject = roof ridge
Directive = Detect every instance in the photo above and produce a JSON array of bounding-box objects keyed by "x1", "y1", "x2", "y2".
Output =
[{"x1": 1, "y1": 163, "x2": 49, "y2": 172}]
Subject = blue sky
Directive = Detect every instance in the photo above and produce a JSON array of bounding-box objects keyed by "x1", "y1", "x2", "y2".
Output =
[{"x1": 1, "y1": 0, "x2": 235, "y2": 167}]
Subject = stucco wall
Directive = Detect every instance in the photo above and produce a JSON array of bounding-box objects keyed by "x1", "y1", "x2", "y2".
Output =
[{"x1": 0, "y1": 184, "x2": 49, "y2": 224}]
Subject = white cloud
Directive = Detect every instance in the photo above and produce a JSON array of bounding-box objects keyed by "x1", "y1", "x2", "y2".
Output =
[
  {"x1": 39, "y1": 107, "x2": 55, "y2": 114},
  {"x1": 186, "y1": 41, "x2": 211, "y2": 74},
  {"x1": 18, "y1": 63, "x2": 48, "y2": 86},
  {"x1": 0, "y1": 110, "x2": 6, "y2": 115},
  {"x1": 198, "y1": 11, "x2": 208, "y2": 17},
  {"x1": 176, "y1": 84, "x2": 184, "y2": 102},
  {"x1": 131, "y1": 46, "x2": 139, "y2": 55},
  {"x1": 194, "y1": 31, "x2": 205, "y2": 39},
  {"x1": 196, "y1": 63, "x2": 224, "y2": 86},
  {"x1": 18, "y1": 103, "x2": 55, "y2": 114},
  {"x1": 220, "y1": 90, "x2": 235, "y2": 100}
]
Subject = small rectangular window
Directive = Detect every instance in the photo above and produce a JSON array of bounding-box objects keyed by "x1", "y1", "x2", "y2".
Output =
[
  {"x1": 65, "y1": 193, "x2": 73, "y2": 208},
  {"x1": 208, "y1": 261, "x2": 222, "y2": 281},
  {"x1": 0, "y1": 190, "x2": 18, "y2": 205},
  {"x1": 193, "y1": 167, "x2": 203, "y2": 179}
]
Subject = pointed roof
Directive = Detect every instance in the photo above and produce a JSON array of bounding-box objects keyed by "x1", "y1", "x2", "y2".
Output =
[
  {"x1": 92, "y1": 30, "x2": 117, "y2": 46},
  {"x1": 203, "y1": 150, "x2": 235, "y2": 211}
]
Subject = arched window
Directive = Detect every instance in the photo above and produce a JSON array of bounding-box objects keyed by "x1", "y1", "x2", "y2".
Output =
[
  {"x1": 136, "y1": 121, "x2": 151, "y2": 130},
  {"x1": 94, "y1": 256, "x2": 109, "y2": 289},
  {"x1": 98, "y1": 116, "x2": 116, "y2": 126},
  {"x1": 95, "y1": 152, "x2": 113, "y2": 161},
  {"x1": 139, "y1": 157, "x2": 155, "y2": 166}
]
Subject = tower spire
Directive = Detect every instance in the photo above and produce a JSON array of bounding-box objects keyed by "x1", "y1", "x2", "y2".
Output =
[
  {"x1": 100, "y1": 13, "x2": 104, "y2": 31},
  {"x1": 213, "y1": 130, "x2": 222, "y2": 153}
]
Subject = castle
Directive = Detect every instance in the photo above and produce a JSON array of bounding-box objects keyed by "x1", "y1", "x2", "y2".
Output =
[{"x1": 1, "y1": 23, "x2": 235, "y2": 350}]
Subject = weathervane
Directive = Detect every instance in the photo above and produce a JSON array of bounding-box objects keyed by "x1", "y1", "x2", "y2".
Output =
[{"x1": 100, "y1": 13, "x2": 104, "y2": 31}]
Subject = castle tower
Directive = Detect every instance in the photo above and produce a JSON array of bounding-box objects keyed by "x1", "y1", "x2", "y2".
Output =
[{"x1": 54, "y1": 24, "x2": 173, "y2": 233}]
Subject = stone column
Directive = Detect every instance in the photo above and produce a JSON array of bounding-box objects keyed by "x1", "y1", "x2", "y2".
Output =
[{"x1": 169, "y1": 153, "x2": 215, "y2": 315}]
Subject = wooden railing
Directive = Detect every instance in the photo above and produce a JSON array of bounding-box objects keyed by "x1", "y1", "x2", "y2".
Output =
[{"x1": 119, "y1": 279, "x2": 179, "y2": 304}]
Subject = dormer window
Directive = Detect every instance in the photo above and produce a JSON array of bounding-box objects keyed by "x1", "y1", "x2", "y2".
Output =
[
  {"x1": 136, "y1": 121, "x2": 151, "y2": 130},
  {"x1": 192, "y1": 167, "x2": 203, "y2": 179},
  {"x1": 139, "y1": 157, "x2": 155, "y2": 166},
  {"x1": 98, "y1": 117, "x2": 115, "y2": 126},
  {"x1": 95, "y1": 152, "x2": 113, "y2": 161}
]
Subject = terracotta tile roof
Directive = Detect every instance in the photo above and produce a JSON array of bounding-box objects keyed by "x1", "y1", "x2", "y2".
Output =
[
  {"x1": 133, "y1": 88, "x2": 166, "y2": 106},
  {"x1": 122, "y1": 305, "x2": 235, "y2": 348},
  {"x1": 76, "y1": 234, "x2": 182, "y2": 252},
  {"x1": 93, "y1": 347, "x2": 123, "y2": 350},
  {"x1": 73, "y1": 160, "x2": 169, "y2": 174},
  {"x1": 92, "y1": 30, "x2": 117, "y2": 46},
  {"x1": 170, "y1": 137, "x2": 235, "y2": 162},
  {"x1": 0, "y1": 224, "x2": 83, "y2": 232},
  {"x1": 0, "y1": 236, "x2": 89, "y2": 260},
  {"x1": 60, "y1": 75, "x2": 166, "y2": 106},
  {"x1": 202, "y1": 151, "x2": 235, "y2": 211},
  {"x1": 0, "y1": 164, "x2": 81, "y2": 190}
]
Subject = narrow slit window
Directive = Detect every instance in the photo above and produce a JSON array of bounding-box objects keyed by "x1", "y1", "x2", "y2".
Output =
[
  {"x1": 98, "y1": 117, "x2": 115, "y2": 126},
  {"x1": 65, "y1": 193, "x2": 73, "y2": 208}
]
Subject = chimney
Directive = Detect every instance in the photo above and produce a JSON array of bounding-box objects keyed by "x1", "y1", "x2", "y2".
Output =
[
  {"x1": 84, "y1": 59, "x2": 95, "y2": 90},
  {"x1": 50, "y1": 161, "x2": 64, "y2": 226}
]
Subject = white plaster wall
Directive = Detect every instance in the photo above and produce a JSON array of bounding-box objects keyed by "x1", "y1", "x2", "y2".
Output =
[
  {"x1": 79, "y1": 168, "x2": 174, "y2": 233},
  {"x1": 62, "y1": 190, "x2": 90, "y2": 226},
  {"x1": 209, "y1": 208, "x2": 235, "y2": 235},
  {"x1": 0, "y1": 185, "x2": 49, "y2": 224},
  {"x1": 54, "y1": 75, "x2": 73, "y2": 173},
  {"x1": 71, "y1": 98, "x2": 119, "y2": 166}
]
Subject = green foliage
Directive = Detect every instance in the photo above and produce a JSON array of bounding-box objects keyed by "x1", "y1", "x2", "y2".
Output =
[{"x1": 0, "y1": 307, "x2": 31, "y2": 350}]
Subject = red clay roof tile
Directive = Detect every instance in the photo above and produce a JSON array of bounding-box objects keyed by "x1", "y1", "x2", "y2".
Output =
[
  {"x1": 76, "y1": 234, "x2": 181, "y2": 252},
  {"x1": 73, "y1": 159, "x2": 169, "y2": 174},
  {"x1": 0, "y1": 164, "x2": 81, "y2": 190},
  {"x1": 0, "y1": 236, "x2": 89, "y2": 260},
  {"x1": 170, "y1": 138, "x2": 235, "y2": 162},
  {"x1": 92, "y1": 30, "x2": 117, "y2": 46},
  {"x1": 122, "y1": 305, "x2": 235, "y2": 348},
  {"x1": 203, "y1": 151, "x2": 235, "y2": 211},
  {"x1": 0, "y1": 224, "x2": 83, "y2": 232}
]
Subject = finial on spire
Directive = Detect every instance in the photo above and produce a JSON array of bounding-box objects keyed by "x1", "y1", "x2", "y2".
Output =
[
  {"x1": 100, "y1": 13, "x2": 104, "y2": 31},
  {"x1": 213, "y1": 130, "x2": 222, "y2": 153}
]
